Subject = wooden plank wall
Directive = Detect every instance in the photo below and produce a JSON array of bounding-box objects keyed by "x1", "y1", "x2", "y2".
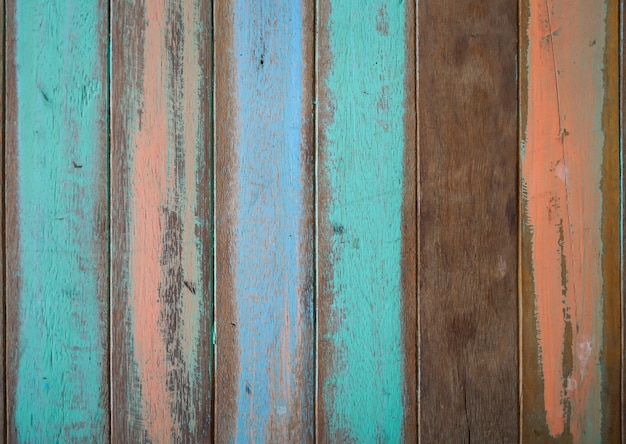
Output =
[{"x1": 0, "y1": 0, "x2": 623, "y2": 443}]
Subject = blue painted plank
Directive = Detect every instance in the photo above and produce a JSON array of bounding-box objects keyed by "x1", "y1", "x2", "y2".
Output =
[{"x1": 214, "y1": 0, "x2": 315, "y2": 441}]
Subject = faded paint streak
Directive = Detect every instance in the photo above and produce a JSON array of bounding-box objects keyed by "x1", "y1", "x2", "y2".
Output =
[
  {"x1": 129, "y1": 0, "x2": 172, "y2": 440},
  {"x1": 229, "y1": 0, "x2": 314, "y2": 441},
  {"x1": 13, "y1": 0, "x2": 108, "y2": 441},
  {"x1": 320, "y1": 1, "x2": 407, "y2": 441},
  {"x1": 523, "y1": 0, "x2": 607, "y2": 439}
]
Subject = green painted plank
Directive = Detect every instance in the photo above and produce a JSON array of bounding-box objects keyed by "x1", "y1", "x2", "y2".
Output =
[
  {"x1": 4, "y1": 0, "x2": 110, "y2": 441},
  {"x1": 317, "y1": 1, "x2": 417, "y2": 441},
  {"x1": 110, "y1": 0, "x2": 213, "y2": 441}
]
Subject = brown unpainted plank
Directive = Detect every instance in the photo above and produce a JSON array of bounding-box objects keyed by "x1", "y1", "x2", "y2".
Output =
[
  {"x1": 5, "y1": 0, "x2": 110, "y2": 441},
  {"x1": 520, "y1": 0, "x2": 621, "y2": 441},
  {"x1": 316, "y1": 1, "x2": 417, "y2": 442},
  {"x1": 110, "y1": 0, "x2": 213, "y2": 441},
  {"x1": 214, "y1": 1, "x2": 315, "y2": 441},
  {"x1": 418, "y1": 0, "x2": 519, "y2": 441}
]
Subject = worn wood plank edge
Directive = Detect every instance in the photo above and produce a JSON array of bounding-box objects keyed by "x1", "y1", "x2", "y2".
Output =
[
  {"x1": 1, "y1": 0, "x2": 5, "y2": 437},
  {"x1": 614, "y1": 1, "x2": 625, "y2": 439},
  {"x1": 4, "y1": 0, "x2": 18, "y2": 438}
]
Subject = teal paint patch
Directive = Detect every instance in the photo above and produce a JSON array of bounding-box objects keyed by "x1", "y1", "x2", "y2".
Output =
[
  {"x1": 322, "y1": 2, "x2": 407, "y2": 441},
  {"x1": 14, "y1": 0, "x2": 108, "y2": 441}
]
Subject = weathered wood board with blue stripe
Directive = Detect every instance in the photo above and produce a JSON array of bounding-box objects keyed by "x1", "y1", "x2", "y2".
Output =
[
  {"x1": 214, "y1": 0, "x2": 315, "y2": 441},
  {"x1": 316, "y1": 1, "x2": 417, "y2": 441},
  {"x1": 5, "y1": 0, "x2": 110, "y2": 441},
  {"x1": 0, "y1": 0, "x2": 624, "y2": 442},
  {"x1": 520, "y1": 0, "x2": 621, "y2": 441},
  {"x1": 110, "y1": 0, "x2": 213, "y2": 441}
]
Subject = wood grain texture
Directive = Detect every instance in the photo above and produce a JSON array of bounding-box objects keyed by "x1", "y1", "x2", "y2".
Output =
[
  {"x1": 418, "y1": 0, "x2": 518, "y2": 441},
  {"x1": 111, "y1": 0, "x2": 213, "y2": 441},
  {"x1": 520, "y1": 0, "x2": 621, "y2": 441},
  {"x1": 316, "y1": 1, "x2": 417, "y2": 441},
  {"x1": 4, "y1": 0, "x2": 110, "y2": 441},
  {"x1": 214, "y1": 0, "x2": 315, "y2": 441}
]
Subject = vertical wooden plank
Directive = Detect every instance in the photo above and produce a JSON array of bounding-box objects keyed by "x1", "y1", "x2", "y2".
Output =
[
  {"x1": 4, "y1": 0, "x2": 110, "y2": 441},
  {"x1": 111, "y1": 0, "x2": 213, "y2": 441},
  {"x1": 418, "y1": 0, "x2": 518, "y2": 441},
  {"x1": 214, "y1": 1, "x2": 315, "y2": 441},
  {"x1": 316, "y1": 1, "x2": 417, "y2": 441},
  {"x1": 520, "y1": 0, "x2": 621, "y2": 441}
]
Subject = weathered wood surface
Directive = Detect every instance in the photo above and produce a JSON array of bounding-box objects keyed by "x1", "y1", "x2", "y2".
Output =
[
  {"x1": 4, "y1": 0, "x2": 110, "y2": 441},
  {"x1": 214, "y1": 0, "x2": 315, "y2": 441},
  {"x1": 418, "y1": 0, "x2": 519, "y2": 441},
  {"x1": 316, "y1": 1, "x2": 417, "y2": 441},
  {"x1": 520, "y1": 0, "x2": 622, "y2": 441},
  {"x1": 110, "y1": 0, "x2": 213, "y2": 441},
  {"x1": 1, "y1": 1, "x2": 624, "y2": 442}
]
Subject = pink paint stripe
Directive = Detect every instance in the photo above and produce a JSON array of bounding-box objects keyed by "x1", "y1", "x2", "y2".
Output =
[
  {"x1": 524, "y1": 0, "x2": 606, "y2": 439},
  {"x1": 129, "y1": 0, "x2": 174, "y2": 440}
]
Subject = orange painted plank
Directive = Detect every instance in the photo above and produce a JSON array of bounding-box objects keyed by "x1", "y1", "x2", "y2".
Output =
[
  {"x1": 111, "y1": 1, "x2": 213, "y2": 441},
  {"x1": 520, "y1": 0, "x2": 621, "y2": 440}
]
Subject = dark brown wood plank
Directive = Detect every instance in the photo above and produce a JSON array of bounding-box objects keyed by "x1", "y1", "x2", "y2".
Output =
[
  {"x1": 418, "y1": 0, "x2": 519, "y2": 441},
  {"x1": 213, "y1": 1, "x2": 315, "y2": 441},
  {"x1": 316, "y1": 1, "x2": 417, "y2": 441},
  {"x1": 110, "y1": 0, "x2": 213, "y2": 441},
  {"x1": 4, "y1": 0, "x2": 110, "y2": 441}
]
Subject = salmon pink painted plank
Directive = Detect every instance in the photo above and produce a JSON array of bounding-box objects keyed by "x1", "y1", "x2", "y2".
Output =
[
  {"x1": 4, "y1": 0, "x2": 110, "y2": 441},
  {"x1": 317, "y1": 1, "x2": 417, "y2": 441},
  {"x1": 111, "y1": 0, "x2": 213, "y2": 441},
  {"x1": 521, "y1": 0, "x2": 621, "y2": 440},
  {"x1": 214, "y1": 0, "x2": 315, "y2": 441}
]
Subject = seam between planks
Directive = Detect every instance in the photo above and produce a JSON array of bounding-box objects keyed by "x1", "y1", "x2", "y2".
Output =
[
  {"x1": 211, "y1": 0, "x2": 217, "y2": 439},
  {"x1": 313, "y1": 0, "x2": 319, "y2": 442},
  {"x1": 211, "y1": 0, "x2": 217, "y2": 440},
  {"x1": 107, "y1": 0, "x2": 112, "y2": 440},
  {"x1": 1, "y1": 0, "x2": 6, "y2": 438},
  {"x1": 618, "y1": 0, "x2": 626, "y2": 443},
  {"x1": 415, "y1": 0, "x2": 420, "y2": 441},
  {"x1": 517, "y1": 0, "x2": 523, "y2": 441}
]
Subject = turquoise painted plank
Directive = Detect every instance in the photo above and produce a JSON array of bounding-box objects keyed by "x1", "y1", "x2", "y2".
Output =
[
  {"x1": 5, "y1": 0, "x2": 110, "y2": 441},
  {"x1": 214, "y1": 0, "x2": 315, "y2": 441},
  {"x1": 317, "y1": 1, "x2": 417, "y2": 442}
]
